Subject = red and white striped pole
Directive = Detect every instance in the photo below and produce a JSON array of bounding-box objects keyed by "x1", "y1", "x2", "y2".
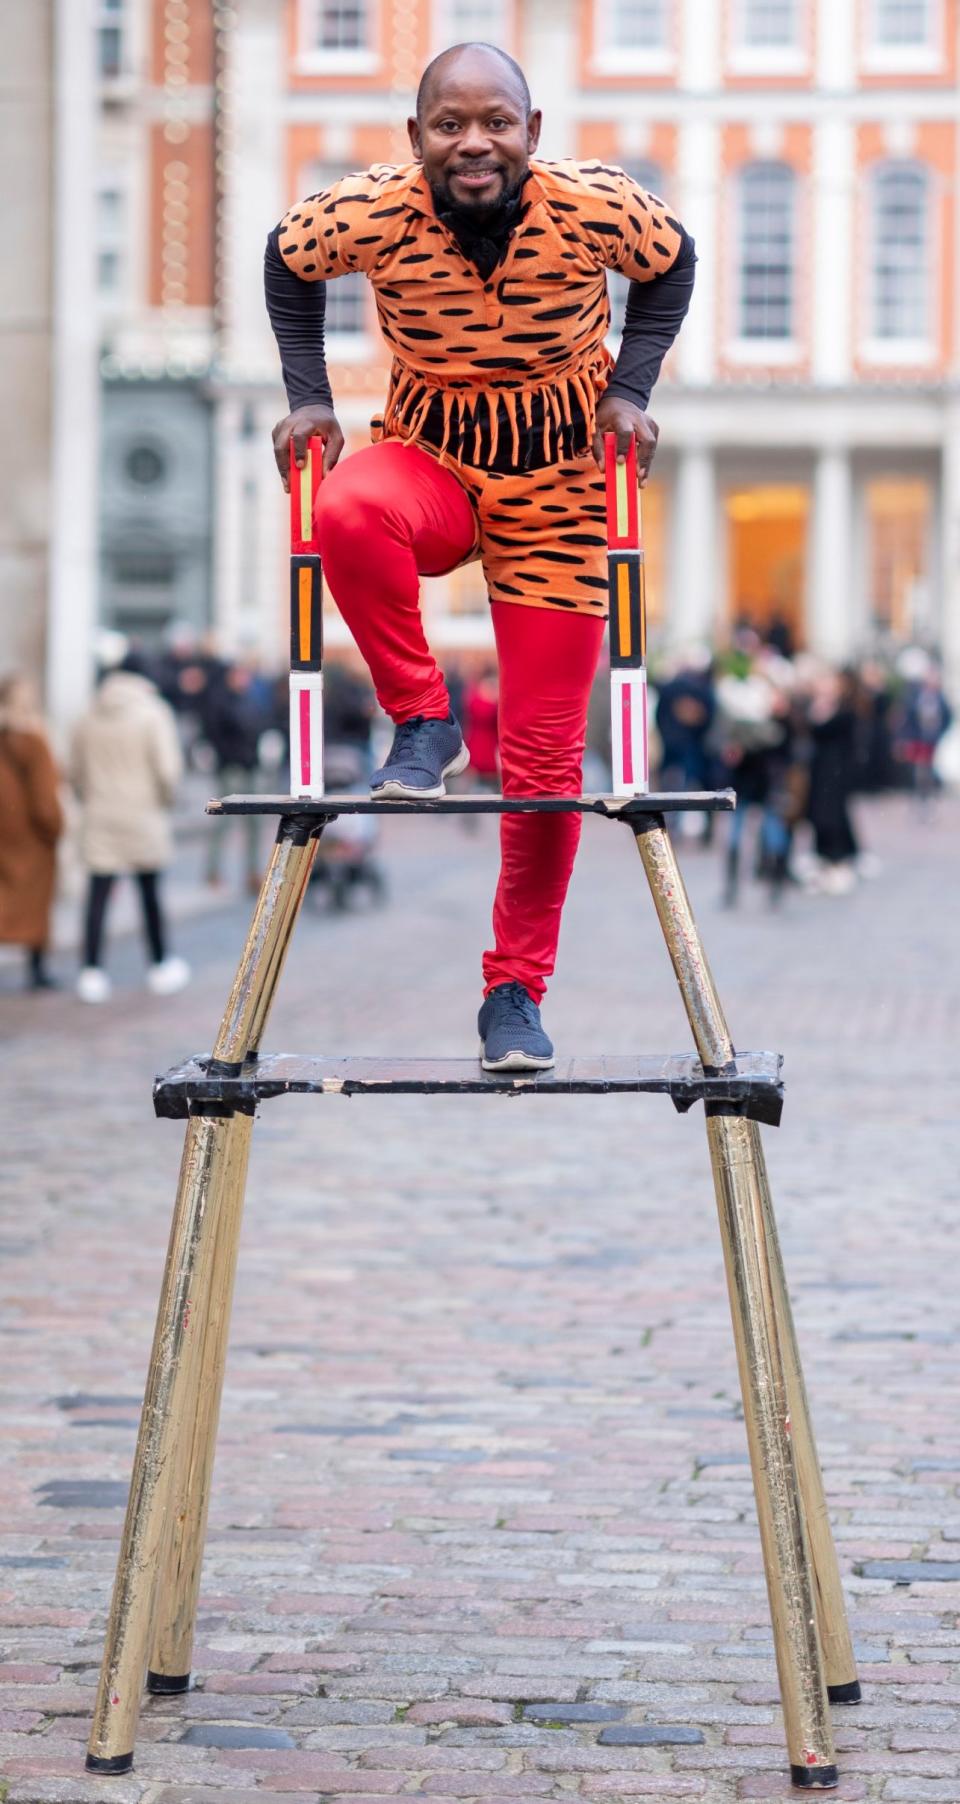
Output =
[
  {"x1": 604, "y1": 432, "x2": 649, "y2": 796},
  {"x1": 288, "y1": 437, "x2": 325, "y2": 798}
]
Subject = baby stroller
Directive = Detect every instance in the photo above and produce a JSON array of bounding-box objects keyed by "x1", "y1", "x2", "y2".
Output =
[{"x1": 306, "y1": 743, "x2": 387, "y2": 912}]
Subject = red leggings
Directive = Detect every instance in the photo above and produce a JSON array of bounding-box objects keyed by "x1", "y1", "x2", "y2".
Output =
[{"x1": 315, "y1": 440, "x2": 604, "y2": 1003}]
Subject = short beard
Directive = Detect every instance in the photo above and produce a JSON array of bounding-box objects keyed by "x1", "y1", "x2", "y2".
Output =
[{"x1": 428, "y1": 168, "x2": 528, "y2": 225}]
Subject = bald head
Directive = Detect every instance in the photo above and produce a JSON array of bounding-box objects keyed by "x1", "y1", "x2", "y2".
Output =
[
  {"x1": 416, "y1": 42, "x2": 531, "y2": 123},
  {"x1": 408, "y1": 42, "x2": 541, "y2": 219}
]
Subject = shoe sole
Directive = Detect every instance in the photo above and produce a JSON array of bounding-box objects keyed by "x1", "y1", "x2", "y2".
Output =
[
  {"x1": 371, "y1": 743, "x2": 470, "y2": 801},
  {"x1": 480, "y1": 1042, "x2": 555, "y2": 1073}
]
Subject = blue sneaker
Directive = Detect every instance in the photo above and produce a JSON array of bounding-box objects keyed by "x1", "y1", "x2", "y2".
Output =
[
  {"x1": 478, "y1": 981, "x2": 555, "y2": 1073},
  {"x1": 371, "y1": 711, "x2": 469, "y2": 799}
]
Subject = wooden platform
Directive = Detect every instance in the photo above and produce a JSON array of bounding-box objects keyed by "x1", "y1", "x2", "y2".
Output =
[{"x1": 153, "y1": 1050, "x2": 784, "y2": 1126}]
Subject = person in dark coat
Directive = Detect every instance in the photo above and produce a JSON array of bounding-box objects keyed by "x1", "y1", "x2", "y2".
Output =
[
  {"x1": 805, "y1": 670, "x2": 860, "y2": 891},
  {"x1": 0, "y1": 675, "x2": 64, "y2": 988},
  {"x1": 202, "y1": 659, "x2": 268, "y2": 890}
]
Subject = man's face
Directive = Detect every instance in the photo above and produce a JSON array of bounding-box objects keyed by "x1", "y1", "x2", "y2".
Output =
[{"x1": 409, "y1": 56, "x2": 541, "y2": 216}]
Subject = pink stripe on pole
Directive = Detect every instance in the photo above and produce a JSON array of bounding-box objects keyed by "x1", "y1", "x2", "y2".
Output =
[
  {"x1": 641, "y1": 686, "x2": 649, "y2": 787},
  {"x1": 299, "y1": 688, "x2": 311, "y2": 788},
  {"x1": 621, "y1": 685, "x2": 633, "y2": 787}
]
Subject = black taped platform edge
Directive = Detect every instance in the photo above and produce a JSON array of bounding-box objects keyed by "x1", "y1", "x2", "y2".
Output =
[
  {"x1": 790, "y1": 1764, "x2": 839, "y2": 1789},
  {"x1": 208, "y1": 789, "x2": 737, "y2": 817},
  {"x1": 86, "y1": 1751, "x2": 134, "y2": 1773},
  {"x1": 146, "y1": 1668, "x2": 191, "y2": 1694}
]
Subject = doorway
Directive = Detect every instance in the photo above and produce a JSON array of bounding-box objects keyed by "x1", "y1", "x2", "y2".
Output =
[{"x1": 725, "y1": 483, "x2": 809, "y2": 649}]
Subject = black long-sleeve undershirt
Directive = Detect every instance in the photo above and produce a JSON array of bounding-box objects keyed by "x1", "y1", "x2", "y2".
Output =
[{"x1": 264, "y1": 225, "x2": 696, "y2": 462}]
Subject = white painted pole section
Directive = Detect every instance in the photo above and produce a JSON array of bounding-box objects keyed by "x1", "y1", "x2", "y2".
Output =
[
  {"x1": 289, "y1": 673, "x2": 325, "y2": 800},
  {"x1": 47, "y1": 0, "x2": 101, "y2": 735}
]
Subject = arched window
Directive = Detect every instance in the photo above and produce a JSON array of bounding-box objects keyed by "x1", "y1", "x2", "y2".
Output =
[
  {"x1": 871, "y1": 162, "x2": 930, "y2": 343},
  {"x1": 738, "y1": 161, "x2": 795, "y2": 341}
]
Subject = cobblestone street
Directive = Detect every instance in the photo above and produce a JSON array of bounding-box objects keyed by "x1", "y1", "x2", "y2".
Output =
[{"x1": 2, "y1": 795, "x2": 959, "y2": 1804}]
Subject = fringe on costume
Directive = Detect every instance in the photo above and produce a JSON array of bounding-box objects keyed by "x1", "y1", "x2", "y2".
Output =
[{"x1": 378, "y1": 348, "x2": 613, "y2": 468}]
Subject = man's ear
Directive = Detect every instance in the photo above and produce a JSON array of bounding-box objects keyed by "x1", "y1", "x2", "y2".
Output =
[
  {"x1": 408, "y1": 116, "x2": 423, "y2": 161},
  {"x1": 527, "y1": 109, "x2": 542, "y2": 155}
]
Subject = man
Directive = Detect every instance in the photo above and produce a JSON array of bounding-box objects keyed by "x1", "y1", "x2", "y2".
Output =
[{"x1": 265, "y1": 41, "x2": 695, "y2": 1072}]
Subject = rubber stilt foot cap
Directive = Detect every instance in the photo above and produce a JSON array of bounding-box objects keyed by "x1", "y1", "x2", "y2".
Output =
[
  {"x1": 790, "y1": 1764, "x2": 839, "y2": 1789},
  {"x1": 827, "y1": 1678, "x2": 862, "y2": 1704},
  {"x1": 86, "y1": 1752, "x2": 134, "y2": 1774},
  {"x1": 147, "y1": 1668, "x2": 191, "y2": 1694}
]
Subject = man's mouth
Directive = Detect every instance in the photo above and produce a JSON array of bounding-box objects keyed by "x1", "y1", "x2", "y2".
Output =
[{"x1": 450, "y1": 166, "x2": 503, "y2": 192}]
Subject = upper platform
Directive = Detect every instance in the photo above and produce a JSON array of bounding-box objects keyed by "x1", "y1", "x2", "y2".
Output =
[
  {"x1": 208, "y1": 790, "x2": 736, "y2": 818},
  {"x1": 154, "y1": 1050, "x2": 783, "y2": 1126}
]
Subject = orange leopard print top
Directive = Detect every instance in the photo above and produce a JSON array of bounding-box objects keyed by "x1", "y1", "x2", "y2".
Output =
[{"x1": 276, "y1": 159, "x2": 683, "y2": 465}]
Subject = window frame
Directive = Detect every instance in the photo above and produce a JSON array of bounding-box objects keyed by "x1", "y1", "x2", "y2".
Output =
[
  {"x1": 96, "y1": 170, "x2": 131, "y2": 314},
  {"x1": 863, "y1": 0, "x2": 943, "y2": 75},
  {"x1": 728, "y1": 0, "x2": 807, "y2": 76},
  {"x1": 862, "y1": 158, "x2": 935, "y2": 363},
  {"x1": 295, "y1": 0, "x2": 381, "y2": 76},
  {"x1": 430, "y1": 0, "x2": 513, "y2": 54},
  {"x1": 591, "y1": 0, "x2": 675, "y2": 76},
  {"x1": 728, "y1": 159, "x2": 800, "y2": 361}
]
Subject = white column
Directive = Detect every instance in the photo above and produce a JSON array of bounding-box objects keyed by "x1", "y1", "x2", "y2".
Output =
[
  {"x1": 219, "y1": 0, "x2": 285, "y2": 378},
  {"x1": 677, "y1": 120, "x2": 718, "y2": 386},
  {"x1": 939, "y1": 401, "x2": 960, "y2": 703},
  {"x1": 816, "y1": 0, "x2": 856, "y2": 89},
  {"x1": 809, "y1": 448, "x2": 853, "y2": 662},
  {"x1": 521, "y1": 0, "x2": 577, "y2": 159},
  {"x1": 671, "y1": 446, "x2": 718, "y2": 647},
  {"x1": 47, "y1": 0, "x2": 100, "y2": 734},
  {"x1": 679, "y1": 0, "x2": 721, "y2": 90},
  {"x1": 812, "y1": 118, "x2": 854, "y2": 384},
  {"x1": 0, "y1": 3, "x2": 53, "y2": 689}
]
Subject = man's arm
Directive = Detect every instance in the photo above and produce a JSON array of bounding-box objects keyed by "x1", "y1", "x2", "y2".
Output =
[
  {"x1": 606, "y1": 229, "x2": 696, "y2": 412},
  {"x1": 265, "y1": 227, "x2": 343, "y2": 484}
]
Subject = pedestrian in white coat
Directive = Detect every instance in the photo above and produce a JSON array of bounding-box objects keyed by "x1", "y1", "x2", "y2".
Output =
[{"x1": 71, "y1": 655, "x2": 190, "y2": 1003}]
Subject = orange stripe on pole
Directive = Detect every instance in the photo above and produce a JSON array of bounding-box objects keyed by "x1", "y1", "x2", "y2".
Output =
[
  {"x1": 298, "y1": 565, "x2": 312, "y2": 661},
  {"x1": 617, "y1": 561, "x2": 631, "y2": 659}
]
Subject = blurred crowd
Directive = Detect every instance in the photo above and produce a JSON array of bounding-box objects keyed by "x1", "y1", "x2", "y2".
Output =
[
  {"x1": 0, "y1": 620, "x2": 955, "y2": 996},
  {"x1": 641, "y1": 625, "x2": 954, "y2": 904}
]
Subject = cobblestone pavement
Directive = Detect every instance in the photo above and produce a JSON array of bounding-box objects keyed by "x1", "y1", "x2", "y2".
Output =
[{"x1": 2, "y1": 795, "x2": 959, "y2": 1804}]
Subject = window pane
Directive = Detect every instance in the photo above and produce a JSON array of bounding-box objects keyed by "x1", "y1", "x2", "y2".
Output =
[
  {"x1": 739, "y1": 162, "x2": 794, "y2": 339},
  {"x1": 872, "y1": 164, "x2": 928, "y2": 339},
  {"x1": 98, "y1": 25, "x2": 123, "y2": 74},
  {"x1": 740, "y1": 0, "x2": 797, "y2": 46},
  {"x1": 98, "y1": 249, "x2": 121, "y2": 293},
  {"x1": 441, "y1": 0, "x2": 508, "y2": 37},
  {"x1": 606, "y1": 0, "x2": 668, "y2": 50},
  {"x1": 326, "y1": 270, "x2": 367, "y2": 335},
  {"x1": 872, "y1": 0, "x2": 931, "y2": 46},
  {"x1": 311, "y1": 1, "x2": 368, "y2": 50}
]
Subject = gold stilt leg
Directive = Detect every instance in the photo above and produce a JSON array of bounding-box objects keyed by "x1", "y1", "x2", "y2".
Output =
[
  {"x1": 633, "y1": 818, "x2": 845, "y2": 1786},
  {"x1": 760, "y1": 1184, "x2": 860, "y2": 1703},
  {"x1": 86, "y1": 826, "x2": 319, "y2": 1771},
  {"x1": 146, "y1": 1113, "x2": 252, "y2": 1693},
  {"x1": 85, "y1": 1115, "x2": 232, "y2": 1772}
]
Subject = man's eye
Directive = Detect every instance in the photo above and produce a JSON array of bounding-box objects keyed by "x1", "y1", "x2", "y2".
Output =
[{"x1": 437, "y1": 120, "x2": 460, "y2": 133}]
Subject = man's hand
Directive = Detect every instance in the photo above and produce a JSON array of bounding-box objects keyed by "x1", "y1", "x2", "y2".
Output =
[
  {"x1": 593, "y1": 396, "x2": 659, "y2": 486},
  {"x1": 272, "y1": 404, "x2": 344, "y2": 491}
]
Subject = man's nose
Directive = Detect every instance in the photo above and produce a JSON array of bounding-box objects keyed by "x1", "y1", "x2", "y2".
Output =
[{"x1": 458, "y1": 123, "x2": 494, "y2": 155}]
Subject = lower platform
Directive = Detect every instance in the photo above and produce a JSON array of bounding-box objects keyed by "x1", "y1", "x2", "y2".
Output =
[
  {"x1": 207, "y1": 789, "x2": 736, "y2": 818},
  {"x1": 154, "y1": 1050, "x2": 784, "y2": 1125}
]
